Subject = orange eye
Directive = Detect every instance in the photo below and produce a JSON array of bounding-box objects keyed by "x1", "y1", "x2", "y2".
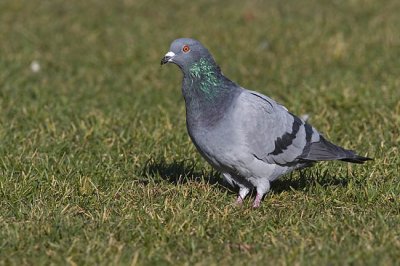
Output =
[{"x1": 182, "y1": 45, "x2": 190, "y2": 53}]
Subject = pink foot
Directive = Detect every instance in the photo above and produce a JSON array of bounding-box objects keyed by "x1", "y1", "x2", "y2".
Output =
[
  {"x1": 235, "y1": 195, "x2": 244, "y2": 205},
  {"x1": 252, "y1": 194, "x2": 262, "y2": 208}
]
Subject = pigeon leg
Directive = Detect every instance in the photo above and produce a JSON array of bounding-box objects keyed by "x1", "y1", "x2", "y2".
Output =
[
  {"x1": 252, "y1": 181, "x2": 271, "y2": 208},
  {"x1": 252, "y1": 193, "x2": 263, "y2": 208},
  {"x1": 235, "y1": 187, "x2": 250, "y2": 205}
]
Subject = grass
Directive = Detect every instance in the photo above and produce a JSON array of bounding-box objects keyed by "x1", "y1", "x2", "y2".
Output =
[{"x1": 0, "y1": 0, "x2": 399, "y2": 265}]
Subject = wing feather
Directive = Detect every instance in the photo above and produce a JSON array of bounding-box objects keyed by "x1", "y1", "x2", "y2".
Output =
[
  {"x1": 233, "y1": 90, "x2": 315, "y2": 166},
  {"x1": 232, "y1": 90, "x2": 371, "y2": 166}
]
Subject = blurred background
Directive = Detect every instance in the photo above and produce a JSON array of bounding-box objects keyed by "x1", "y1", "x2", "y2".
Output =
[{"x1": 0, "y1": 0, "x2": 399, "y2": 264}]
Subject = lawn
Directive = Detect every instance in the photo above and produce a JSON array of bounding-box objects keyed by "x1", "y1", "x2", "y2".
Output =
[{"x1": 0, "y1": 0, "x2": 399, "y2": 265}]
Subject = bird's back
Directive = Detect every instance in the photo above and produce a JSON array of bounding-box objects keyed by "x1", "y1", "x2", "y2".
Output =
[{"x1": 231, "y1": 89, "x2": 371, "y2": 166}]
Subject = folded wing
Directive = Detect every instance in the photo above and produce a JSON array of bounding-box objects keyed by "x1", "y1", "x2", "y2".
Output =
[{"x1": 234, "y1": 90, "x2": 371, "y2": 167}]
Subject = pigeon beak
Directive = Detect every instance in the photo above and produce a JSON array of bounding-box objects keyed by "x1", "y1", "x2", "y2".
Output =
[{"x1": 161, "y1": 51, "x2": 175, "y2": 65}]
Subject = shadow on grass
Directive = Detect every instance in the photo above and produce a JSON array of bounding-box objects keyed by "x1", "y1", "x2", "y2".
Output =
[
  {"x1": 141, "y1": 158, "x2": 220, "y2": 185},
  {"x1": 271, "y1": 170, "x2": 349, "y2": 194},
  {"x1": 141, "y1": 158, "x2": 349, "y2": 195}
]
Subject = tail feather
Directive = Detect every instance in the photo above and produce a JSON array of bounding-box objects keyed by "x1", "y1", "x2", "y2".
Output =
[
  {"x1": 340, "y1": 156, "x2": 372, "y2": 164},
  {"x1": 300, "y1": 136, "x2": 372, "y2": 164}
]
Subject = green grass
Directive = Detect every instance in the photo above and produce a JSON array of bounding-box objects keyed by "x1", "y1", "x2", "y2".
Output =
[{"x1": 0, "y1": 0, "x2": 399, "y2": 265}]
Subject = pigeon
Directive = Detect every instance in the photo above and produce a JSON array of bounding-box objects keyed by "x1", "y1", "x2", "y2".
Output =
[{"x1": 161, "y1": 38, "x2": 371, "y2": 208}]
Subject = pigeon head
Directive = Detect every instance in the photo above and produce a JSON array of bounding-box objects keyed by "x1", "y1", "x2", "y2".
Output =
[
  {"x1": 161, "y1": 38, "x2": 232, "y2": 104},
  {"x1": 161, "y1": 38, "x2": 218, "y2": 72}
]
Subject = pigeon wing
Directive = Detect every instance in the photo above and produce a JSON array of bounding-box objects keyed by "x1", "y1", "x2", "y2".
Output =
[
  {"x1": 233, "y1": 90, "x2": 371, "y2": 166},
  {"x1": 233, "y1": 90, "x2": 320, "y2": 166}
]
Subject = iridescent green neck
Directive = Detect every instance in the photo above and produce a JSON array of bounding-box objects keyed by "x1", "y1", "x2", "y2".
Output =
[{"x1": 188, "y1": 58, "x2": 222, "y2": 99}]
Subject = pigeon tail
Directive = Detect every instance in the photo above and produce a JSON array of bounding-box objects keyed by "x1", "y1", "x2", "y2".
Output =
[
  {"x1": 339, "y1": 156, "x2": 372, "y2": 164},
  {"x1": 300, "y1": 136, "x2": 372, "y2": 164}
]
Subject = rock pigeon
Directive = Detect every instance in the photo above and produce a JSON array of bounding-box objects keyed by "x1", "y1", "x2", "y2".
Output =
[{"x1": 161, "y1": 38, "x2": 371, "y2": 208}]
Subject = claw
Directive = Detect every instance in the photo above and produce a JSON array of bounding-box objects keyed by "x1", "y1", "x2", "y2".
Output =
[
  {"x1": 235, "y1": 195, "x2": 244, "y2": 205},
  {"x1": 252, "y1": 194, "x2": 262, "y2": 208}
]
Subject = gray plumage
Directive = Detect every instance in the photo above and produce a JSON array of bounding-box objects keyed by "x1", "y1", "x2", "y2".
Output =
[{"x1": 161, "y1": 38, "x2": 371, "y2": 207}]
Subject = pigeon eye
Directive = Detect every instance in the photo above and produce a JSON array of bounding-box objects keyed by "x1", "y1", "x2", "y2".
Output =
[{"x1": 182, "y1": 45, "x2": 190, "y2": 53}]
